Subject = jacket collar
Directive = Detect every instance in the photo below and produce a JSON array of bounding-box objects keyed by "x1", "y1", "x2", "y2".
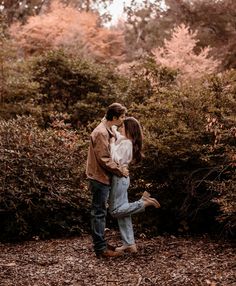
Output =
[{"x1": 101, "y1": 118, "x2": 114, "y2": 137}]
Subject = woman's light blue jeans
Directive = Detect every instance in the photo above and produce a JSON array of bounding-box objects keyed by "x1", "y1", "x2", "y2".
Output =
[{"x1": 109, "y1": 175, "x2": 145, "y2": 245}]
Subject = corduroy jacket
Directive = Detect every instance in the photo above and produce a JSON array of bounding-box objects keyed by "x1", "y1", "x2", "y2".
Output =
[{"x1": 86, "y1": 121, "x2": 124, "y2": 185}]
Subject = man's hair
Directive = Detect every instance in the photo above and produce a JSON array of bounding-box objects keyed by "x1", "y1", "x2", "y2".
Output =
[{"x1": 105, "y1": 103, "x2": 127, "y2": 121}]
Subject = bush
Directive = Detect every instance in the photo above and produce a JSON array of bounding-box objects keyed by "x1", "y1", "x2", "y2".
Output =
[
  {"x1": 1, "y1": 48, "x2": 235, "y2": 240},
  {"x1": 0, "y1": 49, "x2": 130, "y2": 127},
  {"x1": 125, "y1": 69, "x2": 236, "y2": 238},
  {"x1": 0, "y1": 116, "x2": 90, "y2": 241}
]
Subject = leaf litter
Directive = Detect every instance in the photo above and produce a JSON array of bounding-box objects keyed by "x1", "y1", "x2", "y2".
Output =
[{"x1": 0, "y1": 231, "x2": 235, "y2": 286}]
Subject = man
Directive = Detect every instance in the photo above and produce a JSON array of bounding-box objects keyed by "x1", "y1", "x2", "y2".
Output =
[{"x1": 86, "y1": 103, "x2": 128, "y2": 258}]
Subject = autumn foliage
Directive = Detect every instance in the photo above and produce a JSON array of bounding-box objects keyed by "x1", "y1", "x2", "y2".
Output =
[
  {"x1": 9, "y1": 1, "x2": 125, "y2": 62},
  {"x1": 152, "y1": 24, "x2": 220, "y2": 82}
]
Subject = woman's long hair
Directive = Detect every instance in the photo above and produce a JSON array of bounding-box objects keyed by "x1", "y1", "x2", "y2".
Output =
[{"x1": 124, "y1": 117, "x2": 143, "y2": 163}]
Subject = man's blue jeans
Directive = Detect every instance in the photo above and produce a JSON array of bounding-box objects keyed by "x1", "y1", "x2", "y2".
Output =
[{"x1": 89, "y1": 179, "x2": 110, "y2": 254}]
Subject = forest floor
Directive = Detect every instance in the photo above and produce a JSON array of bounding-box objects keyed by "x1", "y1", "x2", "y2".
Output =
[{"x1": 0, "y1": 230, "x2": 235, "y2": 286}]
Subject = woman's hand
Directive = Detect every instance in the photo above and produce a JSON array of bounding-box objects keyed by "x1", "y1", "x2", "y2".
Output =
[
  {"x1": 110, "y1": 137, "x2": 115, "y2": 144},
  {"x1": 111, "y1": 125, "x2": 118, "y2": 133},
  {"x1": 121, "y1": 166, "x2": 129, "y2": 177}
]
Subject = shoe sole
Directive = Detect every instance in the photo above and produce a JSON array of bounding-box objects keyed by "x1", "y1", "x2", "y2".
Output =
[
  {"x1": 149, "y1": 197, "x2": 161, "y2": 208},
  {"x1": 142, "y1": 191, "x2": 151, "y2": 198},
  {"x1": 144, "y1": 197, "x2": 161, "y2": 208},
  {"x1": 115, "y1": 246, "x2": 137, "y2": 253}
]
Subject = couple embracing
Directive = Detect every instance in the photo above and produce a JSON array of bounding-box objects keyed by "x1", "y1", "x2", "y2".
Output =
[{"x1": 86, "y1": 103, "x2": 160, "y2": 258}]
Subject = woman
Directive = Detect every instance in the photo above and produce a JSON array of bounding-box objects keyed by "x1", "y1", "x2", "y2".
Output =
[{"x1": 109, "y1": 117, "x2": 160, "y2": 254}]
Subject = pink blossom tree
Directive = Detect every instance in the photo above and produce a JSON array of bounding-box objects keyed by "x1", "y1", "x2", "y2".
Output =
[
  {"x1": 152, "y1": 24, "x2": 220, "y2": 82},
  {"x1": 9, "y1": 0, "x2": 125, "y2": 63}
]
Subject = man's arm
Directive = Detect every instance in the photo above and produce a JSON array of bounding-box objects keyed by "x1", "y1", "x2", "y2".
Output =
[{"x1": 93, "y1": 132, "x2": 128, "y2": 177}]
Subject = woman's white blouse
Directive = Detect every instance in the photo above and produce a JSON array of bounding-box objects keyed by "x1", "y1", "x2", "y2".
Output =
[{"x1": 110, "y1": 126, "x2": 133, "y2": 166}]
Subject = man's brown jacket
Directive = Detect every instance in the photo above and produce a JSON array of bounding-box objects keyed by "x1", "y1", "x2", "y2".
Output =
[{"x1": 86, "y1": 121, "x2": 123, "y2": 185}]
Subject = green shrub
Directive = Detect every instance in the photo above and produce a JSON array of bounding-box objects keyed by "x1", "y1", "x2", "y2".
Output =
[
  {"x1": 126, "y1": 69, "x2": 236, "y2": 238},
  {"x1": 1, "y1": 48, "x2": 235, "y2": 239},
  {"x1": 0, "y1": 116, "x2": 90, "y2": 241},
  {"x1": 0, "y1": 49, "x2": 129, "y2": 127},
  {"x1": 29, "y1": 50, "x2": 127, "y2": 127}
]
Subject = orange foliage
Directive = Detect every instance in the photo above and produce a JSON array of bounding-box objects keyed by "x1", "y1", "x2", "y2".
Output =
[
  {"x1": 9, "y1": 0, "x2": 125, "y2": 62},
  {"x1": 152, "y1": 24, "x2": 220, "y2": 82}
]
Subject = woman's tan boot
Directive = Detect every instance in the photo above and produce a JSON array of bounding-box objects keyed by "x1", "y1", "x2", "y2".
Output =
[
  {"x1": 142, "y1": 196, "x2": 161, "y2": 208},
  {"x1": 142, "y1": 191, "x2": 151, "y2": 198},
  {"x1": 115, "y1": 244, "x2": 137, "y2": 253}
]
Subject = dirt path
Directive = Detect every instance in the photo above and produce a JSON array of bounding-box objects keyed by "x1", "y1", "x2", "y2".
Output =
[{"x1": 0, "y1": 231, "x2": 235, "y2": 286}]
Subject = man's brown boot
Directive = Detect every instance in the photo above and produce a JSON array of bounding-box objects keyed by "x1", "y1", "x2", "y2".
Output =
[
  {"x1": 107, "y1": 244, "x2": 116, "y2": 251},
  {"x1": 96, "y1": 249, "x2": 123, "y2": 258}
]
